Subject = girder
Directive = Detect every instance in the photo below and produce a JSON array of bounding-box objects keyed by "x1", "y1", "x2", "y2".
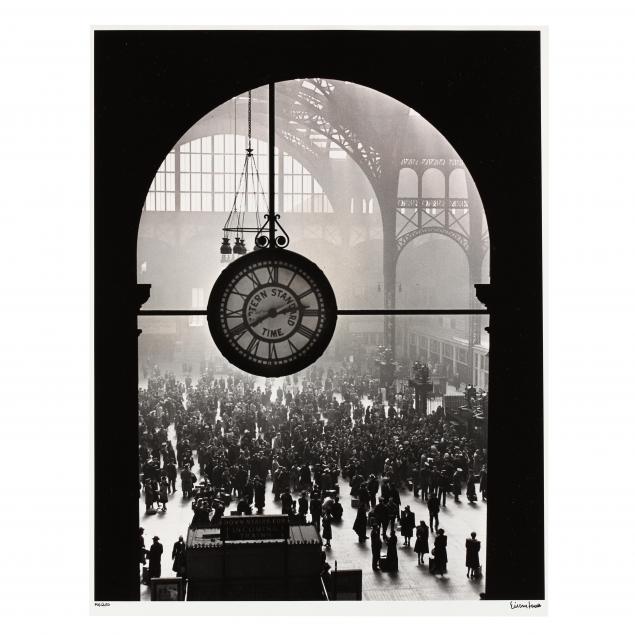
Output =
[{"x1": 396, "y1": 226, "x2": 471, "y2": 256}]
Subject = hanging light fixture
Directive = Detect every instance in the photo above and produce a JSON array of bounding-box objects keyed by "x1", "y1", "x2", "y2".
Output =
[{"x1": 219, "y1": 90, "x2": 267, "y2": 262}]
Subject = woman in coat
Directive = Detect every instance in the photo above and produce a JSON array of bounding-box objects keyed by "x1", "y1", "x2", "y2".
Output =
[
  {"x1": 158, "y1": 477, "x2": 169, "y2": 511},
  {"x1": 385, "y1": 529, "x2": 398, "y2": 571},
  {"x1": 433, "y1": 528, "x2": 448, "y2": 575},
  {"x1": 399, "y1": 505, "x2": 415, "y2": 547},
  {"x1": 144, "y1": 479, "x2": 155, "y2": 512},
  {"x1": 414, "y1": 520, "x2": 429, "y2": 565},
  {"x1": 352, "y1": 506, "x2": 368, "y2": 542},
  {"x1": 465, "y1": 531, "x2": 481, "y2": 578}
]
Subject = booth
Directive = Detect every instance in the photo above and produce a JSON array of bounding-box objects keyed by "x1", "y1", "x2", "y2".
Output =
[{"x1": 185, "y1": 515, "x2": 324, "y2": 601}]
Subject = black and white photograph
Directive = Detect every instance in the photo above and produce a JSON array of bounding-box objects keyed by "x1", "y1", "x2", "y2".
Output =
[
  {"x1": 94, "y1": 29, "x2": 544, "y2": 609},
  {"x1": 6, "y1": 0, "x2": 635, "y2": 630}
]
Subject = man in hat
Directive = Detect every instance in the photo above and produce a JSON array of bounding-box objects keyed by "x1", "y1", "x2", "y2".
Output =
[{"x1": 148, "y1": 536, "x2": 163, "y2": 579}]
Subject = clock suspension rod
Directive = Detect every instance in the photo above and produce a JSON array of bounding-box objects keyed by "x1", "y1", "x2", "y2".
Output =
[{"x1": 268, "y1": 81, "x2": 276, "y2": 249}]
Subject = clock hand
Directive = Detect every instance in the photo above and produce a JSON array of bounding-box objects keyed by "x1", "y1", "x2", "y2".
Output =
[
  {"x1": 277, "y1": 303, "x2": 309, "y2": 316},
  {"x1": 249, "y1": 311, "x2": 272, "y2": 328}
]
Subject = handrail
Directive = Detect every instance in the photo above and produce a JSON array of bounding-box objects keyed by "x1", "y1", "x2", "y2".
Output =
[{"x1": 320, "y1": 576, "x2": 330, "y2": 601}]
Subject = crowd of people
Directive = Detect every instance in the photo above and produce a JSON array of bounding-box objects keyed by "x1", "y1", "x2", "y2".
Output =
[{"x1": 138, "y1": 355, "x2": 485, "y2": 583}]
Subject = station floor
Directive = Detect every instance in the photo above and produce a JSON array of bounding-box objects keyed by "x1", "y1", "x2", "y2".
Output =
[{"x1": 139, "y1": 377, "x2": 486, "y2": 601}]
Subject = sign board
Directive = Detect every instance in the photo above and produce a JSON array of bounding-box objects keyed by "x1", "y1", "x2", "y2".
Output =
[{"x1": 220, "y1": 514, "x2": 290, "y2": 541}]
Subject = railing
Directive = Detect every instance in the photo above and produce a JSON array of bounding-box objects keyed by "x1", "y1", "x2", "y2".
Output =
[{"x1": 320, "y1": 576, "x2": 330, "y2": 601}]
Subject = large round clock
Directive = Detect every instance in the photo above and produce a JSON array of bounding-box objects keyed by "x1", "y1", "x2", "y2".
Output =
[{"x1": 207, "y1": 249, "x2": 337, "y2": 377}]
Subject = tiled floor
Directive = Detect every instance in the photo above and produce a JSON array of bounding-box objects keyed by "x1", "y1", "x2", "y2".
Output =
[{"x1": 139, "y1": 376, "x2": 486, "y2": 601}]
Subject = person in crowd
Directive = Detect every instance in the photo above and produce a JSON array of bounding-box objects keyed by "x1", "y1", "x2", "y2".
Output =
[
  {"x1": 310, "y1": 494, "x2": 322, "y2": 533},
  {"x1": 330, "y1": 496, "x2": 343, "y2": 521},
  {"x1": 414, "y1": 520, "x2": 429, "y2": 565},
  {"x1": 297, "y1": 490, "x2": 308, "y2": 521},
  {"x1": 281, "y1": 488, "x2": 293, "y2": 515},
  {"x1": 138, "y1": 527, "x2": 147, "y2": 580},
  {"x1": 427, "y1": 492, "x2": 440, "y2": 533},
  {"x1": 236, "y1": 496, "x2": 252, "y2": 515},
  {"x1": 171, "y1": 535, "x2": 186, "y2": 578},
  {"x1": 144, "y1": 479, "x2": 155, "y2": 513},
  {"x1": 465, "y1": 531, "x2": 481, "y2": 578},
  {"x1": 438, "y1": 468, "x2": 449, "y2": 506},
  {"x1": 166, "y1": 460, "x2": 177, "y2": 494},
  {"x1": 433, "y1": 528, "x2": 448, "y2": 576},
  {"x1": 466, "y1": 472, "x2": 478, "y2": 503},
  {"x1": 322, "y1": 512, "x2": 333, "y2": 548},
  {"x1": 254, "y1": 477, "x2": 265, "y2": 514},
  {"x1": 384, "y1": 529, "x2": 398, "y2": 571},
  {"x1": 353, "y1": 505, "x2": 369, "y2": 543},
  {"x1": 158, "y1": 476, "x2": 169, "y2": 512},
  {"x1": 181, "y1": 465, "x2": 195, "y2": 498},
  {"x1": 479, "y1": 466, "x2": 488, "y2": 501},
  {"x1": 452, "y1": 467, "x2": 463, "y2": 503},
  {"x1": 148, "y1": 536, "x2": 163, "y2": 580},
  {"x1": 371, "y1": 524, "x2": 383, "y2": 571},
  {"x1": 374, "y1": 498, "x2": 389, "y2": 541},
  {"x1": 400, "y1": 505, "x2": 415, "y2": 547}
]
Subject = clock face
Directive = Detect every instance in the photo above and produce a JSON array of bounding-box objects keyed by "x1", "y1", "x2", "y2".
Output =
[{"x1": 207, "y1": 249, "x2": 337, "y2": 377}]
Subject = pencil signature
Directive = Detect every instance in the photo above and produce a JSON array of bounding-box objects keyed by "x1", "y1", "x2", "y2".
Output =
[{"x1": 509, "y1": 600, "x2": 542, "y2": 610}]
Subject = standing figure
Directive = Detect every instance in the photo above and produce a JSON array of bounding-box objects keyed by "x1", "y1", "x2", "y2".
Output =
[
  {"x1": 452, "y1": 468, "x2": 463, "y2": 503},
  {"x1": 322, "y1": 512, "x2": 332, "y2": 548},
  {"x1": 427, "y1": 493, "x2": 440, "y2": 533},
  {"x1": 254, "y1": 477, "x2": 266, "y2": 514},
  {"x1": 353, "y1": 506, "x2": 368, "y2": 542},
  {"x1": 148, "y1": 536, "x2": 163, "y2": 580},
  {"x1": 181, "y1": 466, "x2": 194, "y2": 498},
  {"x1": 370, "y1": 524, "x2": 382, "y2": 571},
  {"x1": 400, "y1": 505, "x2": 415, "y2": 547},
  {"x1": 414, "y1": 520, "x2": 429, "y2": 565},
  {"x1": 384, "y1": 529, "x2": 398, "y2": 571},
  {"x1": 158, "y1": 476, "x2": 169, "y2": 512},
  {"x1": 465, "y1": 531, "x2": 481, "y2": 578},
  {"x1": 433, "y1": 528, "x2": 448, "y2": 575},
  {"x1": 144, "y1": 479, "x2": 155, "y2": 513},
  {"x1": 310, "y1": 494, "x2": 323, "y2": 533},
  {"x1": 479, "y1": 466, "x2": 488, "y2": 501},
  {"x1": 166, "y1": 460, "x2": 178, "y2": 493},
  {"x1": 171, "y1": 535, "x2": 186, "y2": 578},
  {"x1": 466, "y1": 472, "x2": 478, "y2": 503}
]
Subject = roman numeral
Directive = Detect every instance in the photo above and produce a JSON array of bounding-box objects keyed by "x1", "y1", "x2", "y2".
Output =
[
  {"x1": 229, "y1": 322, "x2": 248, "y2": 338},
  {"x1": 289, "y1": 340, "x2": 299, "y2": 355},
  {"x1": 226, "y1": 308, "x2": 243, "y2": 319},
  {"x1": 302, "y1": 309, "x2": 320, "y2": 317},
  {"x1": 230, "y1": 289, "x2": 249, "y2": 300},
  {"x1": 245, "y1": 271, "x2": 261, "y2": 288},
  {"x1": 266, "y1": 265, "x2": 279, "y2": 283},
  {"x1": 296, "y1": 324, "x2": 314, "y2": 340},
  {"x1": 246, "y1": 337, "x2": 260, "y2": 356},
  {"x1": 287, "y1": 271, "x2": 298, "y2": 288},
  {"x1": 268, "y1": 342, "x2": 278, "y2": 359}
]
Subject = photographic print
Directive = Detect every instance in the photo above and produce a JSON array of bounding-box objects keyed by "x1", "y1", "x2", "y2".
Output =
[{"x1": 94, "y1": 29, "x2": 544, "y2": 612}]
